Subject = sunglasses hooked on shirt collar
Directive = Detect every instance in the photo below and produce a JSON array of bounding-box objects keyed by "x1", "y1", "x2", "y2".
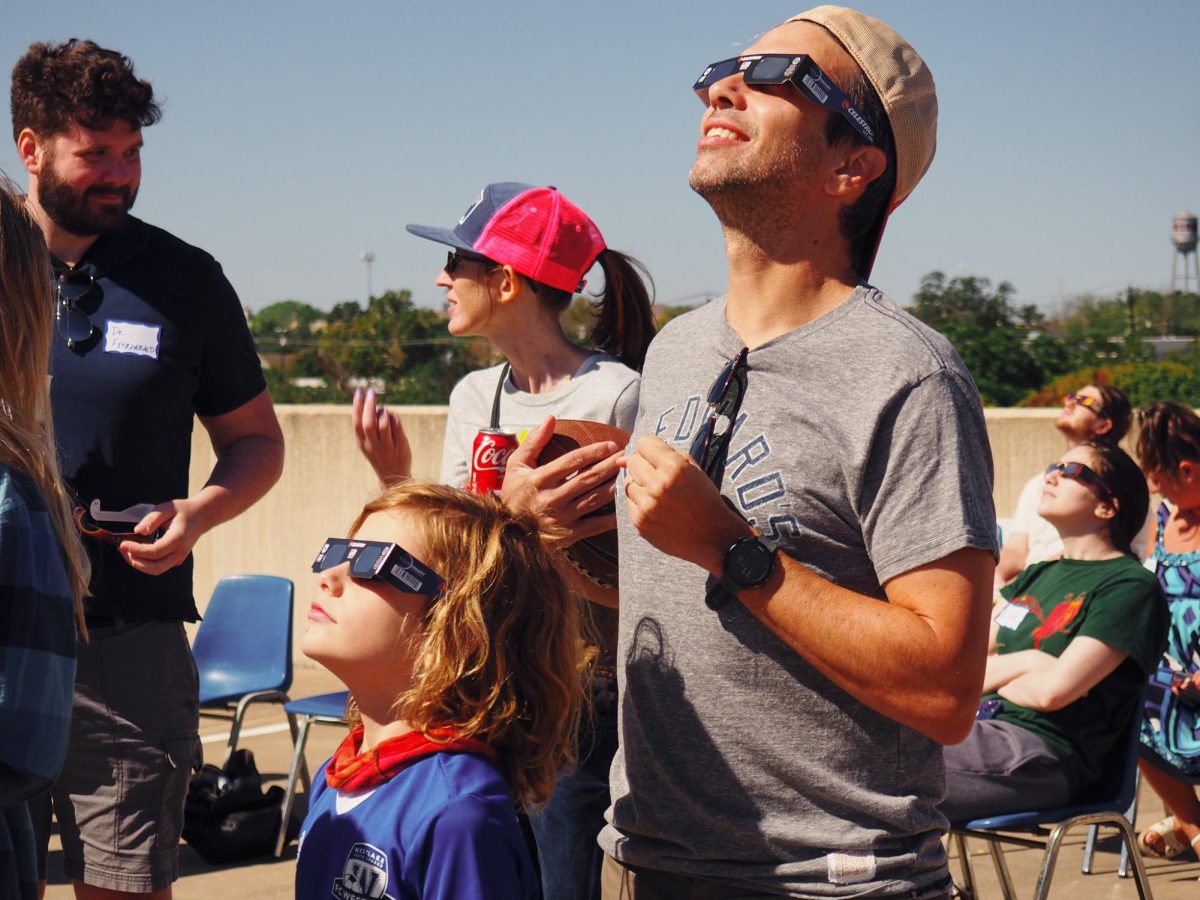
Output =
[
  {"x1": 692, "y1": 54, "x2": 875, "y2": 145},
  {"x1": 1045, "y1": 461, "x2": 1115, "y2": 503},
  {"x1": 689, "y1": 347, "x2": 749, "y2": 488},
  {"x1": 313, "y1": 537, "x2": 446, "y2": 598},
  {"x1": 54, "y1": 270, "x2": 97, "y2": 347}
]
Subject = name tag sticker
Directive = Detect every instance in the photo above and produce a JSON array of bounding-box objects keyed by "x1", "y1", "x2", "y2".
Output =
[
  {"x1": 995, "y1": 601, "x2": 1029, "y2": 630},
  {"x1": 104, "y1": 321, "x2": 161, "y2": 360},
  {"x1": 827, "y1": 851, "x2": 876, "y2": 885}
]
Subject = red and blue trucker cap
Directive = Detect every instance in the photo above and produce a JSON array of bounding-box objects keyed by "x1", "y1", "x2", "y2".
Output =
[{"x1": 406, "y1": 182, "x2": 607, "y2": 293}]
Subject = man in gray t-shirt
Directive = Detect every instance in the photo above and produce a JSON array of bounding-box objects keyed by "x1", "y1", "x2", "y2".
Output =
[{"x1": 600, "y1": 7, "x2": 997, "y2": 899}]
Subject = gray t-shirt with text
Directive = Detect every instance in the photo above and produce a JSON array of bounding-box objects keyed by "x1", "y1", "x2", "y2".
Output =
[{"x1": 599, "y1": 287, "x2": 996, "y2": 898}]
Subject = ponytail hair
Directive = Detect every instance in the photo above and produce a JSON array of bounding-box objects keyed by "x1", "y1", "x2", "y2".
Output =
[
  {"x1": 1083, "y1": 440, "x2": 1148, "y2": 556},
  {"x1": 587, "y1": 249, "x2": 656, "y2": 373},
  {"x1": 529, "y1": 248, "x2": 657, "y2": 373}
]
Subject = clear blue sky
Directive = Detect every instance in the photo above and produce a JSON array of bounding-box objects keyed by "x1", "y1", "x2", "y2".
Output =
[{"x1": 3, "y1": 1, "x2": 1198, "y2": 315}]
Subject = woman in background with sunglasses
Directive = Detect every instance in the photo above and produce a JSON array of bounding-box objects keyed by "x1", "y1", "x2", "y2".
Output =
[
  {"x1": 0, "y1": 180, "x2": 91, "y2": 897},
  {"x1": 1133, "y1": 402, "x2": 1200, "y2": 860},
  {"x1": 941, "y1": 441, "x2": 1166, "y2": 823},
  {"x1": 353, "y1": 181, "x2": 655, "y2": 490},
  {"x1": 295, "y1": 482, "x2": 587, "y2": 900},
  {"x1": 352, "y1": 182, "x2": 655, "y2": 900}
]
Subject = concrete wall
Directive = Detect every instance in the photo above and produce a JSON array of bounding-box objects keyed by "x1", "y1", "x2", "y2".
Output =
[{"x1": 185, "y1": 405, "x2": 1105, "y2": 660}]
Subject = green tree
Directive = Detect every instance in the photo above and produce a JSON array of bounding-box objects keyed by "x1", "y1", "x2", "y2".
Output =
[
  {"x1": 262, "y1": 367, "x2": 344, "y2": 404},
  {"x1": 249, "y1": 300, "x2": 325, "y2": 339},
  {"x1": 909, "y1": 272, "x2": 1074, "y2": 406},
  {"x1": 316, "y1": 289, "x2": 490, "y2": 403},
  {"x1": 1021, "y1": 360, "x2": 1200, "y2": 409},
  {"x1": 1045, "y1": 288, "x2": 1200, "y2": 361},
  {"x1": 327, "y1": 300, "x2": 362, "y2": 325}
]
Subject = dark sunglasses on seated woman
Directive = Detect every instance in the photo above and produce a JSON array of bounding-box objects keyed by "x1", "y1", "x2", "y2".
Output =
[
  {"x1": 692, "y1": 54, "x2": 875, "y2": 144},
  {"x1": 1045, "y1": 462, "x2": 1114, "y2": 502},
  {"x1": 313, "y1": 537, "x2": 445, "y2": 597}
]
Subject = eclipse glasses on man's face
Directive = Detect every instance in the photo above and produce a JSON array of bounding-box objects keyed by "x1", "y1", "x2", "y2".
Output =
[
  {"x1": 312, "y1": 537, "x2": 445, "y2": 598},
  {"x1": 692, "y1": 53, "x2": 875, "y2": 145}
]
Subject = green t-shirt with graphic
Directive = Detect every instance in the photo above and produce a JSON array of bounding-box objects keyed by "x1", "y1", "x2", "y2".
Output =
[{"x1": 994, "y1": 555, "x2": 1167, "y2": 795}]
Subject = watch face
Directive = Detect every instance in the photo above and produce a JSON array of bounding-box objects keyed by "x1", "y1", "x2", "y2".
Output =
[{"x1": 730, "y1": 538, "x2": 773, "y2": 587}]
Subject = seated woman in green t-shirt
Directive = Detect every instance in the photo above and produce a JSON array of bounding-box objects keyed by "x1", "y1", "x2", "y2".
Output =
[{"x1": 942, "y1": 440, "x2": 1168, "y2": 822}]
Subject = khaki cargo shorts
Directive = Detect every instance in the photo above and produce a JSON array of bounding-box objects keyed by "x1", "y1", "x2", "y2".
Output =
[{"x1": 31, "y1": 620, "x2": 202, "y2": 892}]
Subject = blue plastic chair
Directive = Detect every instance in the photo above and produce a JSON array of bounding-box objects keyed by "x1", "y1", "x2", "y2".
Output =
[
  {"x1": 193, "y1": 574, "x2": 297, "y2": 766},
  {"x1": 274, "y1": 689, "x2": 350, "y2": 857},
  {"x1": 949, "y1": 703, "x2": 1152, "y2": 900}
]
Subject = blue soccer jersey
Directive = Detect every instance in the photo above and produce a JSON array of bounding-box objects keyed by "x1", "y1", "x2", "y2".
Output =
[{"x1": 295, "y1": 750, "x2": 538, "y2": 900}]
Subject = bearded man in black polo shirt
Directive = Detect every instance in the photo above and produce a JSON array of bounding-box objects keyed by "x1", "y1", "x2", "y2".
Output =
[{"x1": 12, "y1": 39, "x2": 284, "y2": 898}]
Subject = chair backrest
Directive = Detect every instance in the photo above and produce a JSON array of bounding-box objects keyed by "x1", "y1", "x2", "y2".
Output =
[
  {"x1": 1073, "y1": 686, "x2": 1146, "y2": 814},
  {"x1": 193, "y1": 574, "x2": 295, "y2": 704}
]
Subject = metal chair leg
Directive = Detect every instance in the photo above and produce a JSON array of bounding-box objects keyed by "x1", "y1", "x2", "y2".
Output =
[
  {"x1": 1109, "y1": 814, "x2": 1154, "y2": 899},
  {"x1": 220, "y1": 689, "x2": 287, "y2": 766},
  {"x1": 1082, "y1": 820, "x2": 1099, "y2": 874},
  {"x1": 1032, "y1": 820, "x2": 1070, "y2": 900},
  {"x1": 1037, "y1": 814, "x2": 1154, "y2": 900},
  {"x1": 985, "y1": 837, "x2": 1018, "y2": 900},
  {"x1": 1083, "y1": 768, "x2": 1141, "y2": 876},
  {"x1": 274, "y1": 715, "x2": 314, "y2": 858},
  {"x1": 1119, "y1": 771, "x2": 1141, "y2": 877},
  {"x1": 952, "y1": 832, "x2": 976, "y2": 899}
]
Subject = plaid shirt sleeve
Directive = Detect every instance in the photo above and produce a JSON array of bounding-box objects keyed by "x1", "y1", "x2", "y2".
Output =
[{"x1": 0, "y1": 468, "x2": 78, "y2": 806}]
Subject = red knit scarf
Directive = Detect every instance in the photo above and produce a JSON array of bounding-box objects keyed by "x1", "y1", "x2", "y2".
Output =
[{"x1": 325, "y1": 724, "x2": 495, "y2": 792}]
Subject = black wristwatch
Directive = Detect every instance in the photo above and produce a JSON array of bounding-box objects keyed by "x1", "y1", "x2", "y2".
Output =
[{"x1": 708, "y1": 533, "x2": 778, "y2": 608}]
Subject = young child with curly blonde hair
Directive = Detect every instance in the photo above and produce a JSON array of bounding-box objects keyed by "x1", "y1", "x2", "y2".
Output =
[{"x1": 294, "y1": 482, "x2": 588, "y2": 899}]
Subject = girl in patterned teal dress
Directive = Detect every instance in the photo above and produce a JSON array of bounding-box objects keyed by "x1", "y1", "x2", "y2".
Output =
[{"x1": 1136, "y1": 401, "x2": 1200, "y2": 858}]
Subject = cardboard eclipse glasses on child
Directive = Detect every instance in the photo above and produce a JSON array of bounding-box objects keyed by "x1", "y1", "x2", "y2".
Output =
[{"x1": 312, "y1": 538, "x2": 445, "y2": 598}]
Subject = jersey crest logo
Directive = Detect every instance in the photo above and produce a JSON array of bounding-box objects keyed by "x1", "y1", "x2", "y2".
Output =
[{"x1": 331, "y1": 842, "x2": 395, "y2": 900}]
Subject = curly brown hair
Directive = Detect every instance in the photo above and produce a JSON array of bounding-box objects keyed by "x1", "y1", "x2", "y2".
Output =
[
  {"x1": 11, "y1": 39, "x2": 161, "y2": 141},
  {"x1": 347, "y1": 482, "x2": 589, "y2": 807}
]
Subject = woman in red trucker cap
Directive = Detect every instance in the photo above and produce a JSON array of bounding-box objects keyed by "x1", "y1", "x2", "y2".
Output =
[
  {"x1": 354, "y1": 182, "x2": 655, "y2": 489},
  {"x1": 352, "y1": 181, "x2": 656, "y2": 900}
]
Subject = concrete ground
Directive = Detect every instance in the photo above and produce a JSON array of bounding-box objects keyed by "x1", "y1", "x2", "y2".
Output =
[{"x1": 42, "y1": 662, "x2": 1200, "y2": 899}]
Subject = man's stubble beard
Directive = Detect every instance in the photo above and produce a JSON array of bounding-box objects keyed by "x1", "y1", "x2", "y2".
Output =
[
  {"x1": 38, "y1": 150, "x2": 136, "y2": 238},
  {"x1": 688, "y1": 136, "x2": 822, "y2": 238}
]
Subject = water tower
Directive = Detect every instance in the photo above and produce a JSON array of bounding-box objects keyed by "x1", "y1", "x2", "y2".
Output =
[{"x1": 1172, "y1": 211, "x2": 1199, "y2": 292}]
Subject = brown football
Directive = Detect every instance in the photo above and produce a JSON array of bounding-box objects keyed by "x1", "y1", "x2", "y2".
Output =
[{"x1": 535, "y1": 419, "x2": 629, "y2": 589}]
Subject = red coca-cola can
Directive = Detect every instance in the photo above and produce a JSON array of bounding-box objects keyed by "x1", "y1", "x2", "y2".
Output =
[{"x1": 468, "y1": 428, "x2": 519, "y2": 494}]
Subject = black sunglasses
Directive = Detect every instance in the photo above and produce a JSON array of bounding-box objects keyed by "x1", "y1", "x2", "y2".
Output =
[
  {"x1": 313, "y1": 537, "x2": 445, "y2": 598},
  {"x1": 693, "y1": 54, "x2": 875, "y2": 144},
  {"x1": 1045, "y1": 462, "x2": 1115, "y2": 503},
  {"x1": 689, "y1": 348, "x2": 749, "y2": 487},
  {"x1": 55, "y1": 271, "x2": 97, "y2": 347},
  {"x1": 444, "y1": 249, "x2": 496, "y2": 276}
]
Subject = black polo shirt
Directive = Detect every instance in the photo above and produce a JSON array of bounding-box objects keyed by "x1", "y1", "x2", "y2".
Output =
[{"x1": 50, "y1": 215, "x2": 266, "y2": 621}]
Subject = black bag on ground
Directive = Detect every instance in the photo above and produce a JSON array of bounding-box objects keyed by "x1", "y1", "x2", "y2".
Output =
[{"x1": 182, "y1": 748, "x2": 295, "y2": 863}]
